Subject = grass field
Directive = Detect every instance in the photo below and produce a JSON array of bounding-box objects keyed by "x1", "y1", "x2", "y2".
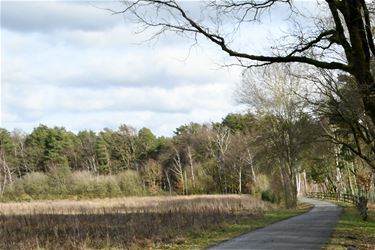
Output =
[
  {"x1": 154, "y1": 202, "x2": 312, "y2": 249},
  {"x1": 0, "y1": 194, "x2": 280, "y2": 249},
  {"x1": 326, "y1": 202, "x2": 375, "y2": 250},
  {"x1": 0, "y1": 194, "x2": 271, "y2": 215}
]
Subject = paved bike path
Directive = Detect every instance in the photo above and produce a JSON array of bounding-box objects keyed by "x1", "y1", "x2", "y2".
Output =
[{"x1": 208, "y1": 198, "x2": 342, "y2": 250}]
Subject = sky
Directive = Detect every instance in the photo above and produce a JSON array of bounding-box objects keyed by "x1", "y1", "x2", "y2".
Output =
[{"x1": 1, "y1": 1, "x2": 319, "y2": 136}]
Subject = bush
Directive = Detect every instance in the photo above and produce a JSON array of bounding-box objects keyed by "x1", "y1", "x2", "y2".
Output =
[
  {"x1": 252, "y1": 174, "x2": 270, "y2": 197},
  {"x1": 1, "y1": 170, "x2": 150, "y2": 201},
  {"x1": 68, "y1": 171, "x2": 96, "y2": 197},
  {"x1": 117, "y1": 170, "x2": 145, "y2": 196},
  {"x1": 2, "y1": 179, "x2": 30, "y2": 201},
  {"x1": 188, "y1": 167, "x2": 216, "y2": 194},
  {"x1": 69, "y1": 172, "x2": 123, "y2": 198},
  {"x1": 48, "y1": 162, "x2": 72, "y2": 195},
  {"x1": 22, "y1": 172, "x2": 50, "y2": 198},
  {"x1": 92, "y1": 176, "x2": 109, "y2": 197},
  {"x1": 5, "y1": 179, "x2": 25, "y2": 196},
  {"x1": 105, "y1": 176, "x2": 122, "y2": 197},
  {"x1": 261, "y1": 190, "x2": 277, "y2": 203}
]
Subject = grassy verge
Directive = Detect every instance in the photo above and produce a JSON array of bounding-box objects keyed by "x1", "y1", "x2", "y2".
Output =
[
  {"x1": 151, "y1": 203, "x2": 312, "y2": 250},
  {"x1": 325, "y1": 202, "x2": 375, "y2": 250}
]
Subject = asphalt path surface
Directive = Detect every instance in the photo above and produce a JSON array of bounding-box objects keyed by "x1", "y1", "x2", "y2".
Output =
[{"x1": 208, "y1": 198, "x2": 343, "y2": 250}]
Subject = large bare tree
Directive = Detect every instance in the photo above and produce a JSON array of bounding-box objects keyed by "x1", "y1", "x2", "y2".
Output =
[
  {"x1": 115, "y1": 0, "x2": 374, "y2": 123},
  {"x1": 238, "y1": 64, "x2": 316, "y2": 207}
]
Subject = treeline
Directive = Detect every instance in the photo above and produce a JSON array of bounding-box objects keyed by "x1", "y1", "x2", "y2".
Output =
[
  {"x1": 1, "y1": 66, "x2": 375, "y2": 208},
  {"x1": 0, "y1": 112, "x2": 371, "y2": 206},
  {"x1": 0, "y1": 117, "x2": 268, "y2": 200}
]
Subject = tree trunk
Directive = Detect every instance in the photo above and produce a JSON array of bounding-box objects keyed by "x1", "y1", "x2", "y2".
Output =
[
  {"x1": 247, "y1": 149, "x2": 257, "y2": 183},
  {"x1": 296, "y1": 174, "x2": 301, "y2": 196},
  {"x1": 340, "y1": 1, "x2": 375, "y2": 132},
  {"x1": 278, "y1": 162, "x2": 291, "y2": 208},
  {"x1": 0, "y1": 149, "x2": 13, "y2": 194},
  {"x1": 347, "y1": 165, "x2": 354, "y2": 195},
  {"x1": 172, "y1": 149, "x2": 185, "y2": 194},
  {"x1": 187, "y1": 146, "x2": 195, "y2": 188},
  {"x1": 238, "y1": 164, "x2": 242, "y2": 194},
  {"x1": 165, "y1": 170, "x2": 172, "y2": 194},
  {"x1": 184, "y1": 171, "x2": 188, "y2": 195},
  {"x1": 288, "y1": 171, "x2": 298, "y2": 208},
  {"x1": 303, "y1": 170, "x2": 308, "y2": 195}
]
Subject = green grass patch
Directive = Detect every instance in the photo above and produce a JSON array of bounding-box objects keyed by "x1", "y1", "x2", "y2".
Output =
[
  {"x1": 151, "y1": 203, "x2": 312, "y2": 250},
  {"x1": 326, "y1": 202, "x2": 375, "y2": 250}
]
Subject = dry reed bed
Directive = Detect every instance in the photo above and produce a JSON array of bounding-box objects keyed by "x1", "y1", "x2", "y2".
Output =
[
  {"x1": 0, "y1": 195, "x2": 272, "y2": 249},
  {"x1": 0, "y1": 194, "x2": 270, "y2": 215}
]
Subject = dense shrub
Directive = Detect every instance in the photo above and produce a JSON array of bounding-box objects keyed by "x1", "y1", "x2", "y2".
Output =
[
  {"x1": 105, "y1": 176, "x2": 122, "y2": 197},
  {"x1": 1, "y1": 170, "x2": 148, "y2": 201},
  {"x1": 4, "y1": 179, "x2": 25, "y2": 196},
  {"x1": 68, "y1": 171, "x2": 143, "y2": 198},
  {"x1": 48, "y1": 163, "x2": 72, "y2": 195},
  {"x1": 188, "y1": 167, "x2": 216, "y2": 194},
  {"x1": 92, "y1": 176, "x2": 109, "y2": 197},
  {"x1": 117, "y1": 170, "x2": 145, "y2": 196},
  {"x1": 22, "y1": 172, "x2": 50, "y2": 198},
  {"x1": 2, "y1": 179, "x2": 31, "y2": 201},
  {"x1": 69, "y1": 171, "x2": 95, "y2": 197},
  {"x1": 261, "y1": 190, "x2": 277, "y2": 203},
  {"x1": 253, "y1": 174, "x2": 270, "y2": 196}
]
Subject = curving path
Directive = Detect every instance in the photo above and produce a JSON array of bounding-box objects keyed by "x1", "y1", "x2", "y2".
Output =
[{"x1": 207, "y1": 198, "x2": 343, "y2": 250}]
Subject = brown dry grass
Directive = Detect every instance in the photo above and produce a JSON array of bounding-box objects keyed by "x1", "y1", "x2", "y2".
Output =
[
  {"x1": 0, "y1": 194, "x2": 273, "y2": 249},
  {"x1": 0, "y1": 194, "x2": 270, "y2": 214}
]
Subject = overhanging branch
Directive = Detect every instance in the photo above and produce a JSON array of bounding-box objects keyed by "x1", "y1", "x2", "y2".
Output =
[{"x1": 120, "y1": 0, "x2": 352, "y2": 72}]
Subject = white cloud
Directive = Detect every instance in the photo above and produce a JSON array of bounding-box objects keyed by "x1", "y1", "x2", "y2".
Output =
[
  {"x1": 2, "y1": 28, "x2": 242, "y2": 135},
  {"x1": 4, "y1": 1, "x2": 302, "y2": 136},
  {"x1": 1, "y1": 1, "x2": 124, "y2": 32},
  {"x1": 4, "y1": 81, "x2": 238, "y2": 117}
]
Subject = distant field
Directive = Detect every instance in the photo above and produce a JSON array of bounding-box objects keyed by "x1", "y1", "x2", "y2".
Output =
[
  {"x1": 0, "y1": 194, "x2": 273, "y2": 249},
  {"x1": 0, "y1": 194, "x2": 271, "y2": 214}
]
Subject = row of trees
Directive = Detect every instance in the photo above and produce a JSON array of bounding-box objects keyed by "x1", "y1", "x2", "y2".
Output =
[
  {"x1": 1, "y1": 65, "x2": 374, "y2": 208},
  {"x1": 114, "y1": 0, "x2": 375, "y2": 206},
  {"x1": 0, "y1": 125, "x2": 156, "y2": 176},
  {"x1": 4, "y1": 0, "x2": 375, "y2": 203}
]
